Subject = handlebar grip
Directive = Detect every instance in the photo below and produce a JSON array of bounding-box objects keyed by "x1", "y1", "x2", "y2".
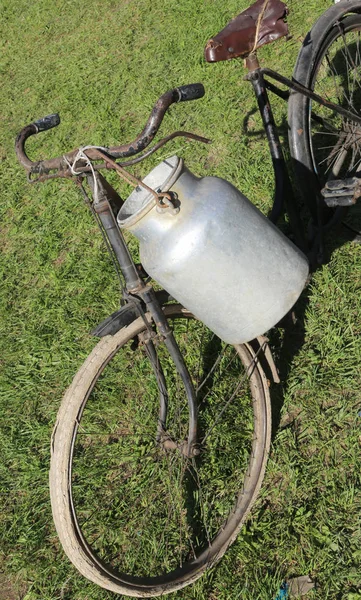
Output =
[
  {"x1": 33, "y1": 114, "x2": 60, "y2": 132},
  {"x1": 175, "y1": 83, "x2": 205, "y2": 102}
]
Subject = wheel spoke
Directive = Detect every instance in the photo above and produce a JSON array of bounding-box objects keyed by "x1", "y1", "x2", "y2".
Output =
[{"x1": 309, "y1": 21, "x2": 361, "y2": 183}]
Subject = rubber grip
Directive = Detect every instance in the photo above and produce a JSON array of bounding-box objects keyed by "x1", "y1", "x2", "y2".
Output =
[
  {"x1": 33, "y1": 114, "x2": 60, "y2": 132},
  {"x1": 176, "y1": 83, "x2": 205, "y2": 102}
]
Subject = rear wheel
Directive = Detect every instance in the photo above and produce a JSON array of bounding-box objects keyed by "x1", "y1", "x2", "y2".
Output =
[
  {"x1": 289, "y1": 8, "x2": 361, "y2": 216},
  {"x1": 50, "y1": 304, "x2": 271, "y2": 597}
]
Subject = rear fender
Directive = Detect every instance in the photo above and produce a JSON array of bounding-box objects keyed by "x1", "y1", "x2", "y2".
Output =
[{"x1": 248, "y1": 335, "x2": 280, "y2": 384}]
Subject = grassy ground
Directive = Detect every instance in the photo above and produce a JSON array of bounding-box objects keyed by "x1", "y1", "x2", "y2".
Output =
[{"x1": 1, "y1": 0, "x2": 361, "y2": 598}]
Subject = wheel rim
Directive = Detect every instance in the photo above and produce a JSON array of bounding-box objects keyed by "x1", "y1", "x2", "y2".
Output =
[
  {"x1": 66, "y1": 307, "x2": 269, "y2": 590},
  {"x1": 309, "y1": 17, "x2": 361, "y2": 183}
]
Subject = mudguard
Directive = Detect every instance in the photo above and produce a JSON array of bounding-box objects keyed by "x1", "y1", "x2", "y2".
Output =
[
  {"x1": 90, "y1": 290, "x2": 173, "y2": 337},
  {"x1": 91, "y1": 296, "x2": 280, "y2": 385}
]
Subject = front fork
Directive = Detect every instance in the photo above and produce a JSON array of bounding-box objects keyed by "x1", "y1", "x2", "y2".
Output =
[{"x1": 89, "y1": 172, "x2": 199, "y2": 458}]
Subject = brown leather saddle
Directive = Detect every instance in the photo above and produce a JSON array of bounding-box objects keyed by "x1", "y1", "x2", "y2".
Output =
[{"x1": 204, "y1": 0, "x2": 289, "y2": 62}]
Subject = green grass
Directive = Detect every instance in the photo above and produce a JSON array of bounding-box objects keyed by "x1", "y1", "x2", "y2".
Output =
[{"x1": 1, "y1": 0, "x2": 361, "y2": 598}]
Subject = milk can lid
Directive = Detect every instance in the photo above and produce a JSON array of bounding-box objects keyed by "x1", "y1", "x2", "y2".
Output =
[{"x1": 117, "y1": 155, "x2": 182, "y2": 229}]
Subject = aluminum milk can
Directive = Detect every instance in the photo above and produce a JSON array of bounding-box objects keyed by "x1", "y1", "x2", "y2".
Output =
[{"x1": 117, "y1": 156, "x2": 309, "y2": 344}]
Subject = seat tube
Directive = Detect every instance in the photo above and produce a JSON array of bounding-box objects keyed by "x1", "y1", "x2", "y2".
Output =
[
  {"x1": 245, "y1": 54, "x2": 306, "y2": 251},
  {"x1": 246, "y1": 54, "x2": 288, "y2": 222}
]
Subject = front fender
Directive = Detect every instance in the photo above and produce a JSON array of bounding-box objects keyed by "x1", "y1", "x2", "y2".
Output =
[
  {"x1": 91, "y1": 298, "x2": 280, "y2": 386},
  {"x1": 90, "y1": 290, "x2": 173, "y2": 337}
]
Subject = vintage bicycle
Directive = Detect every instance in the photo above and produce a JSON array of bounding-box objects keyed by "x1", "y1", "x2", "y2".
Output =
[{"x1": 15, "y1": 0, "x2": 361, "y2": 596}]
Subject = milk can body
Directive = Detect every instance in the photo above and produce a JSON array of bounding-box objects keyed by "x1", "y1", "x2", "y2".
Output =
[{"x1": 117, "y1": 156, "x2": 309, "y2": 344}]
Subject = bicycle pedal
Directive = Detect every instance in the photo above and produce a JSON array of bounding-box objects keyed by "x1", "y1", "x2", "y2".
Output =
[{"x1": 321, "y1": 177, "x2": 361, "y2": 207}]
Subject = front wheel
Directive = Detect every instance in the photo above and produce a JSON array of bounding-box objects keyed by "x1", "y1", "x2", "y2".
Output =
[
  {"x1": 289, "y1": 4, "x2": 361, "y2": 217},
  {"x1": 50, "y1": 304, "x2": 271, "y2": 597}
]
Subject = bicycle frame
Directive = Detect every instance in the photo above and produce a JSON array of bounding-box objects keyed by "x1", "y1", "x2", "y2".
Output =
[
  {"x1": 84, "y1": 57, "x2": 361, "y2": 456},
  {"x1": 13, "y1": 1, "x2": 361, "y2": 592},
  {"x1": 14, "y1": 53, "x2": 361, "y2": 461}
]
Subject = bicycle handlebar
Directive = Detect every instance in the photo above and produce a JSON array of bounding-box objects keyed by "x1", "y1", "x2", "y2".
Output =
[{"x1": 15, "y1": 83, "x2": 205, "y2": 175}]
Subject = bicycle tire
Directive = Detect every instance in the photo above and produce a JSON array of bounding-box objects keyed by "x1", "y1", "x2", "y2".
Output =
[
  {"x1": 50, "y1": 303, "x2": 271, "y2": 597},
  {"x1": 289, "y1": 3, "x2": 361, "y2": 215}
]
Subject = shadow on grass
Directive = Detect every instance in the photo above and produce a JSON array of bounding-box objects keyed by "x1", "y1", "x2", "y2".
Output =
[{"x1": 265, "y1": 202, "x2": 360, "y2": 441}]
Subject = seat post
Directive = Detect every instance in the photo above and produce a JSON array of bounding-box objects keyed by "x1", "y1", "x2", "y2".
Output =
[{"x1": 245, "y1": 52, "x2": 260, "y2": 72}]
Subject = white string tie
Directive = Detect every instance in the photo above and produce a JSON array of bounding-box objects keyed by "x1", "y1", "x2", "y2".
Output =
[{"x1": 63, "y1": 145, "x2": 108, "y2": 202}]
